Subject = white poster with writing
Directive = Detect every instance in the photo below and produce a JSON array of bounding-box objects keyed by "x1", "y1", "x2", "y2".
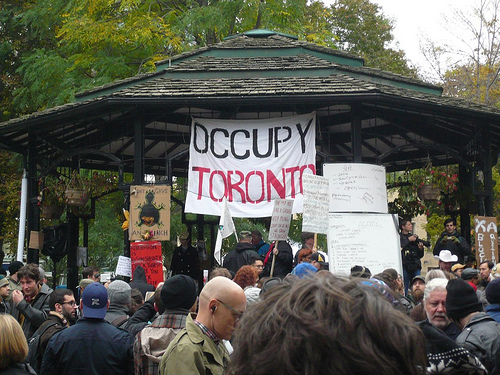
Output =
[
  {"x1": 185, "y1": 113, "x2": 316, "y2": 217},
  {"x1": 115, "y1": 256, "x2": 132, "y2": 278},
  {"x1": 269, "y1": 199, "x2": 294, "y2": 241},
  {"x1": 323, "y1": 163, "x2": 388, "y2": 213},
  {"x1": 302, "y1": 174, "x2": 330, "y2": 234},
  {"x1": 328, "y1": 213, "x2": 401, "y2": 277}
]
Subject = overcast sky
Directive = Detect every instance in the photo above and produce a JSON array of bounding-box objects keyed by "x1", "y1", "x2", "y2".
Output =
[{"x1": 323, "y1": 0, "x2": 474, "y2": 78}]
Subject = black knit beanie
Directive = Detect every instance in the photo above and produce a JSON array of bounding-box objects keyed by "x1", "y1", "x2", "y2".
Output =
[
  {"x1": 161, "y1": 274, "x2": 198, "y2": 310},
  {"x1": 446, "y1": 278, "x2": 482, "y2": 320},
  {"x1": 486, "y1": 278, "x2": 500, "y2": 304}
]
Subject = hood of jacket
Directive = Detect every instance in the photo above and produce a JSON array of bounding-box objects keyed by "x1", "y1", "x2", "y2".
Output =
[
  {"x1": 235, "y1": 242, "x2": 255, "y2": 253},
  {"x1": 132, "y1": 265, "x2": 148, "y2": 283}
]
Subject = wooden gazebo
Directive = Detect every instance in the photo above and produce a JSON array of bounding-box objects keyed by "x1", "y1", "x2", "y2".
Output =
[{"x1": 1, "y1": 29, "x2": 499, "y2": 290}]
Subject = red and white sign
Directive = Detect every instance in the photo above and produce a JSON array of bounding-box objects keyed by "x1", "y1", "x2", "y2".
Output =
[
  {"x1": 130, "y1": 241, "x2": 163, "y2": 288},
  {"x1": 185, "y1": 113, "x2": 316, "y2": 217}
]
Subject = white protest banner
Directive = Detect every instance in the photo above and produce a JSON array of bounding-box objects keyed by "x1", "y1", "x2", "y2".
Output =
[
  {"x1": 115, "y1": 256, "x2": 132, "y2": 278},
  {"x1": 302, "y1": 174, "x2": 330, "y2": 234},
  {"x1": 269, "y1": 199, "x2": 294, "y2": 241},
  {"x1": 185, "y1": 113, "x2": 316, "y2": 217},
  {"x1": 323, "y1": 163, "x2": 388, "y2": 213}
]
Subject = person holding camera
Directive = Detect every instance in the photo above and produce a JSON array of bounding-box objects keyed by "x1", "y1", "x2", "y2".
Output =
[
  {"x1": 400, "y1": 219, "x2": 425, "y2": 295},
  {"x1": 433, "y1": 218, "x2": 471, "y2": 264}
]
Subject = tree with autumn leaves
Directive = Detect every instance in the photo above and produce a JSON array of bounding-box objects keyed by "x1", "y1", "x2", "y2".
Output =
[{"x1": 1, "y1": 0, "x2": 414, "y2": 120}]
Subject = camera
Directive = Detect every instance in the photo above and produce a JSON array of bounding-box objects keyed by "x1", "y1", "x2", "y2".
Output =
[{"x1": 414, "y1": 234, "x2": 431, "y2": 248}]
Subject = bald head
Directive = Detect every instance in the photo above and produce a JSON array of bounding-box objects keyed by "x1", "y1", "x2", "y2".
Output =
[
  {"x1": 200, "y1": 276, "x2": 243, "y2": 305},
  {"x1": 198, "y1": 276, "x2": 246, "y2": 340}
]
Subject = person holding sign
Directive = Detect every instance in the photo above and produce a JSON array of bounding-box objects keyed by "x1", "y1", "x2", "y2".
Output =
[
  {"x1": 260, "y1": 241, "x2": 293, "y2": 279},
  {"x1": 400, "y1": 219, "x2": 425, "y2": 295}
]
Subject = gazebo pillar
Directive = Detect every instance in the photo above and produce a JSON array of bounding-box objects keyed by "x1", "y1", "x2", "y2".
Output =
[
  {"x1": 351, "y1": 105, "x2": 362, "y2": 162},
  {"x1": 27, "y1": 131, "x2": 40, "y2": 264},
  {"x1": 482, "y1": 128, "x2": 494, "y2": 216}
]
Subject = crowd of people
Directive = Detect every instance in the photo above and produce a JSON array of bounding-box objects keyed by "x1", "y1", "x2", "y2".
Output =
[{"x1": 1, "y1": 221, "x2": 500, "y2": 374}]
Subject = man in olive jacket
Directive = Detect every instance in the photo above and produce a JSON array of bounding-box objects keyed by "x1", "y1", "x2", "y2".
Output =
[{"x1": 159, "y1": 276, "x2": 246, "y2": 375}]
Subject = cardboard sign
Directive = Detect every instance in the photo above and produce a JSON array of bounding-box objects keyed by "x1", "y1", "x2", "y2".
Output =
[
  {"x1": 129, "y1": 185, "x2": 171, "y2": 241},
  {"x1": 474, "y1": 216, "x2": 498, "y2": 265},
  {"x1": 269, "y1": 199, "x2": 294, "y2": 241},
  {"x1": 29, "y1": 231, "x2": 44, "y2": 250},
  {"x1": 115, "y1": 256, "x2": 132, "y2": 278},
  {"x1": 130, "y1": 241, "x2": 164, "y2": 287},
  {"x1": 302, "y1": 174, "x2": 330, "y2": 234}
]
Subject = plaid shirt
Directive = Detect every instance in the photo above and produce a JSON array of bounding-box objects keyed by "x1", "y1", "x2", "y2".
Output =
[
  {"x1": 193, "y1": 319, "x2": 221, "y2": 345},
  {"x1": 134, "y1": 311, "x2": 191, "y2": 375}
]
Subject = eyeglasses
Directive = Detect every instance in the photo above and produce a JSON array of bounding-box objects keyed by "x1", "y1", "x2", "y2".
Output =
[
  {"x1": 93, "y1": 273, "x2": 100, "y2": 279},
  {"x1": 215, "y1": 299, "x2": 243, "y2": 321},
  {"x1": 61, "y1": 301, "x2": 76, "y2": 306}
]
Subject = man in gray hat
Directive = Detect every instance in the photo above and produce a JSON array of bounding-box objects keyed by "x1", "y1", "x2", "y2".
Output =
[
  {"x1": 104, "y1": 280, "x2": 132, "y2": 328},
  {"x1": 223, "y1": 231, "x2": 260, "y2": 274},
  {"x1": 0, "y1": 276, "x2": 10, "y2": 313}
]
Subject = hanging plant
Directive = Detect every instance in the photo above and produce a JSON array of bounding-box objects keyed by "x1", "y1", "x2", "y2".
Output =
[{"x1": 64, "y1": 170, "x2": 117, "y2": 207}]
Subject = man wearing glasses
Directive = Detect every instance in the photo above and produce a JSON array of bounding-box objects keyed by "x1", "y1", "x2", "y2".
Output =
[
  {"x1": 160, "y1": 276, "x2": 246, "y2": 375},
  {"x1": 433, "y1": 218, "x2": 471, "y2": 264},
  {"x1": 29, "y1": 289, "x2": 77, "y2": 372}
]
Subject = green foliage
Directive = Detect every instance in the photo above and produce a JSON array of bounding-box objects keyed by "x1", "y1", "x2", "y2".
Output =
[
  {"x1": 328, "y1": 0, "x2": 416, "y2": 76},
  {"x1": 85, "y1": 190, "x2": 124, "y2": 270}
]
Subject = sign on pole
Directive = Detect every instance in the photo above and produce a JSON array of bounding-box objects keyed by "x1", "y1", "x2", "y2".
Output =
[
  {"x1": 269, "y1": 199, "x2": 294, "y2": 241},
  {"x1": 302, "y1": 174, "x2": 329, "y2": 234},
  {"x1": 115, "y1": 256, "x2": 132, "y2": 278},
  {"x1": 474, "y1": 216, "x2": 498, "y2": 265}
]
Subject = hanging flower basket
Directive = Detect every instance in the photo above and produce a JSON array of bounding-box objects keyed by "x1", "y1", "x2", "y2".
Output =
[
  {"x1": 41, "y1": 204, "x2": 64, "y2": 220},
  {"x1": 417, "y1": 184, "x2": 440, "y2": 201},
  {"x1": 65, "y1": 188, "x2": 89, "y2": 206}
]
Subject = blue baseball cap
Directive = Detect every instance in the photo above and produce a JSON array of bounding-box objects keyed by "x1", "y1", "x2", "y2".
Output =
[{"x1": 81, "y1": 282, "x2": 108, "y2": 319}]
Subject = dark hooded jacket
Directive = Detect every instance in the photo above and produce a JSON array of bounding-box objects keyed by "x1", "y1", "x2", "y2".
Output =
[
  {"x1": 129, "y1": 266, "x2": 155, "y2": 299},
  {"x1": 222, "y1": 242, "x2": 259, "y2": 274},
  {"x1": 433, "y1": 229, "x2": 471, "y2": 264}
]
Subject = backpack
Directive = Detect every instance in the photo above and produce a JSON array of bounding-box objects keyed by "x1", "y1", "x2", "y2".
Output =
[{"x1": 26, "y1": 321, "x2": 58, "y2": 373}]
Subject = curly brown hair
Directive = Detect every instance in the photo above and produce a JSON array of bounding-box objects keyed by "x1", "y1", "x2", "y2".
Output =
[
  {"x1": 233, "y1": 266, "x2": 258, "y2": 289},
  {"x1": 297, "y1": 248, "x2": 312, "y2": 263},
  {"x1": 227, "y1": 273, "x2": 427, "y2": 375}
]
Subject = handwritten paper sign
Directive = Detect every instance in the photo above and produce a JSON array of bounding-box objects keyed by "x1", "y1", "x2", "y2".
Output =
[
  {"x1": 269, "y1": 199, "x2": 294, "y2": 241},
  {"x1": 323, "y1": 163, "x2": 388, "y2": 213},
  {"x1": 474, "y1": 216, "x2": 498, "y2": 265},
  {"x1": 302, "y1": 174, "x2": 330, "y2": 234},
  {"x1": 327, "y1": 213, "x2": 401, "y2": 276},
  {"x1": 115, "y1": 256, "x2": 132, "y2": 278},
  {"x1": 130, "y1": 241, "x2": 164, "y2": 287}
]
